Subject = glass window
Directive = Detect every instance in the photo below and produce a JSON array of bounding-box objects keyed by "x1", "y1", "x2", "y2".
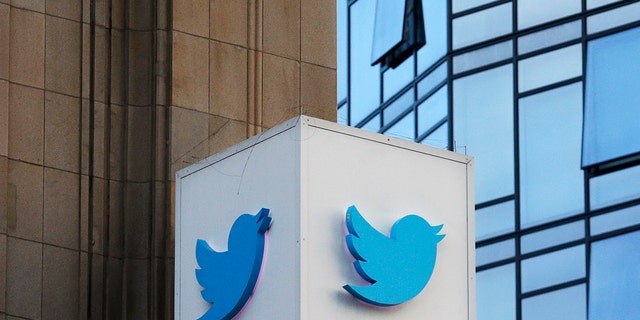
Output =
[
  {"x1": 590, "y1": 205, "x2": 640, "y2": 236},
  {"x1": 337, "y1": 0, "x2": 348, "y2": 101},
  {"x1": 420, "y1": 122, "x2": 448, "y2": 149},
  {"x1": 521, "y1": 221, "x2": 584, "y2": 254},
  {"x1": 477, "y1": 264, "x2": 516, "y2": 320},
  {"x1": 453, "y1": 40, "x2": 513, "y2": 74},
  {"x1": 521, "y1": 245, "x2": 585, "y2": 293},
  {"x1": 476, "y1": 200, "x2": 515, "y2": 241},
  {"x1": 517, "y1": 0, "x2": 581, "y2": 30},
  {"x1": 383, "y1": 56, "x2": 415, "y2": 101},
  {"x1": 518, "y1": 20, "x2": 582, "y2": 55},
  {"x1": 383, "y1": 90, "x2": 414, "y2": 125},
  {"x1": 476, "y1": 239, "x2": 514, "y2": 266},
  {"x1": 587, "y1": 0, "x2": 624, "y2": 10},
  {"x1": 582, "y1": 26, "x2": 640, "y2": 167},
  {"x1": 590, "y1": 164, "x2": 640, "y2": 210},
  {"x1": 452, "y1": 3, "x2": 512, "y2": 50},
  {"x1": 518, "y1": 44, "x2": 582, "y2": 93},
  {"x1": 417, "y1": 0, "x2": 448, "y2": 73},
  {"x1": 522, "y1": 285, "x2": 586, "y2": 320},
  {"x1": 384, "y1": 111, "x2": 415, "y2": 141},
  {"x1": 370, "y1": 0, "x2": 406, "y2": 64},
  {"x1": 338, "y1": 104, "x2": 348, "y2": 125},
  {"x1": 361, "y1": 114, "x2": 381, "y2": 133},
  {"x1": 587, "y1": 2, "x2": 640, "y2": 34},
  {"x1": 590, "y1": 230, "x2": 640, "y2": 320},
  {"x1": 454, "y1": 65, "x2": 514, "y2": 204},
  {"x1": 417, "y1": 85, "x2": 447, "y2": 136},
  {"x1": 349, "y1": 0, "x2": 381, "y2": 125},
  {"x1": 519, "y1": 84, "x2": 584, "y2": 227},
  {"x1": 453, "y1": 0, "x2": 499, "y2": 14},
  {"x1": 417, "y1": 62, "x2": 447, "y2": 99}
]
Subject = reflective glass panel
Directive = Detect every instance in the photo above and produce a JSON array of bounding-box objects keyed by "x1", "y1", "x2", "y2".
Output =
[
  {"x1": 590, "y1": 205, "x2": 640, "y2": 236},
  {"x1": 587, "y1": 2, "x2": 640, "y2": 34},
  {"x1": 337, "y1": 104, "x2": 348, "y2": 125},
  {"x1": 590, "y1": 164, "x2": 640, "y2": 210},
  {"x1": 583, "y1": 26, "x2": 640, "y2": 167},
  {"x1": 453, "y1": 0, "x2": 499, "y2": 13},
  {"x1": 417, "y1": 0, "x2": 448, "y2": 73},
  {"x1": 370, "y1": 0, "x2": 406, "y2": 64},
  {"x1": 452, "y1": 3, "x2": 512, "y2": 49},
  {"x1": 383, "y1": 90, "x2": 414, "y2": 125},
  {"x1": 417, "y1": 85, "x2": 447, "y2": 136},
  {"x1": 476, "y1": 239, "x2": 514, "y2": 266},
  {"x1": 454, "y1": 40, "x2": 513, "y2": 74},
  {"x1": 522, "y1": 285, "x2": 586, "y2": 320},
  {"x1": 384, "y1": 111, "x2": 415, "y2": 141},
  {"x1": 361, "y1": 114, "x2": 381, "y2": 133},
  {"x1": 383, "y1": 56, "x2": 414, "y2": 101},
  {"x1": 519, "y1": 84, "x2": 584, "y2": 227},
  {"x1": 590, "y1": 230, "x2": 640, "y2": 320},
  {"x1": 454, "y1": 65, "x2": 514, "y2": 204},
  {"x1": 518, "y1": 20, "x2": 582, "y2": 55},
  {"x1": 517, "y1": 0, "x2": 580, "y2": 30},
  {"x1": 349, "y1": 0, "x2": 381, "y2": 125},
  {"x1": 477, "y1": 264, "x2": 516, "y2": 320},
  {"x1": 417, "y1": 62, "x2": 447, "y2": 99},
  {"x1": 587, "y1": 0, "x2": 624, "y2": 9},
  {"x1": 521, "y1": 245, "x2": 585, "y2": 293},
  {"x1": 521, "y1": 221, "x2": 584, "y2": 254},
  {"x1": 337, "y1": 0, "x2": 348, "y2": 101},
  {"x1": 518, "y1": 44, "x2": 582, "y2": 93},
  {"x1": 420, "y1": 122, "x2": 448, "y2": 149},
  {"x1": 476, "y1": 200, "x2": 515, "y2": 241}
]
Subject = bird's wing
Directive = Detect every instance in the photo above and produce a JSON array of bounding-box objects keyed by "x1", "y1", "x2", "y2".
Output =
[
  {"x1": 345, "y1": 206, "x2": 399, "y2": 283},
  {"x1": 195, "y1": 239, "x2": 231, "y2": 303}
]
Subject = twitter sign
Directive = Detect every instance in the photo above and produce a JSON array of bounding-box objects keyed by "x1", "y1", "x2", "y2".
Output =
[{"x1": 343, "y1": 205, "x2": 445, "y2": 306}]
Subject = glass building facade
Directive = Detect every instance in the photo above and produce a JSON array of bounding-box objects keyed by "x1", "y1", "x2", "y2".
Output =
[{"x1": 338, "y1": 0, "x2": 640, "y2": 319}]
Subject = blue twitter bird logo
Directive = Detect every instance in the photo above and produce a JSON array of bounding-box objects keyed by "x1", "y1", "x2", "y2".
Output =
[
  {"x1": 195, "y1": 208, "x2": 272, "y2": 320},
  {"x1": 343, "y1": 205, "x2": 445, "y2": 306}
]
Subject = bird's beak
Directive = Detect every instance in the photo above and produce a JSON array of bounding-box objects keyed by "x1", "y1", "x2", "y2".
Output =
[{"x1": 256, "y1": 208, "x2": 272, "y2": 233}]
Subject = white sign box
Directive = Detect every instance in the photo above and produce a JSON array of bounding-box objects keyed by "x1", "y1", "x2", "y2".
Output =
[{"x1": 175, "y1": 116, "x2": 475, "y2": 319}]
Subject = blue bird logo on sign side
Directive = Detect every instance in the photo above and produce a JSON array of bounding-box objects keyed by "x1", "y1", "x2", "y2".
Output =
[
  {"x1": 343, "y1": 205, "x2": 445, "y2": 306},
  {"x1": 195, "y1": 208, "x2": 272, "y2": 320}
]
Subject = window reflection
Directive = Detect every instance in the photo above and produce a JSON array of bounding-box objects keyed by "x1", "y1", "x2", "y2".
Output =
[
  {"x1": 522, "y1": 285, "x2": 586, "y2": 320},
  {"x1": 476, "y1": 201, "x2": 515, "y2": 241},
  {"x1": 521, "y1": 245, "x2": 585, "y2": 293},
  {"x1": 477, "y1": 264, "x2": 516, "y2": 320},
  {"x1": 517, "y1": 0, "x2": 580, "y2": 30},
  {"x1": 518, "y1": 44, "x2": 582, "y2": 93},
  {"x1": 589, "y1": 164, "x2": 640, "y2": 210},
  {"x1": 452, "y1": 3, "x2": 512, "y2": 49}
]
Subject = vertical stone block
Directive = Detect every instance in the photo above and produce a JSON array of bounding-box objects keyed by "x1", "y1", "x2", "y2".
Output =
[
  {"x1": 43, "y1": 168, "x2": 80, "y2": 250},
  {"x1": 207, "y1": 116, "x2": 247, "y2": 155},
  {"x1": 301, "y1": 0, "x2": 336, "y2": 68},
  {"x1": 210, "y1": 0, "x2": 247, "y2": 47},
  {"x1": 0, "y1": 4, "x2": 8, "y2": 80},
  {"x1": 7, "y1": 160, "x2": 44, "y2": 242},
  {"x1": 8, "y1": 84, "x2": 44, "y2": 164},
  {"x1": 10, "y1": 8, "x2": 45, "y2": 88},
  {"x1": 174, "y1": 0, "x2": 209, "y2": 37},
  {"x1": 44, "y1": 91, "x2": 80, "y2": 172},
  {"x1": 262, "y1": 54, "x2": 300, "y2": 128},
  {"x1": 0, "y1": 80, "x2": 7, "y2": 157},
  {"x1": 126, "y1": 106, "x2": 153, "y2": 182},
  {"x1": 6, "y1": 237, "x2": 42, "y2": 319},
  {"x1": 46, "y1": 0, "x2": 81, "y2": 21},
  {"x1": 45, "y1": 15, "x2": 81, "y2": 96},
  {"x1": 172, "y1": 32, "x2": 209, "y2": 113},
  {"x1": 42, "y1": 245, "x2": 79, "y2": 320},
  {"x1": 209, "y1": 41, "x2": 248, "y2": 121},
  {"x1": 170, "y1": 106, "x2": 209, "y2": 175},
  {"x1": 301, "y1": 63, "x2": 337, "y2": 122},
  {"x1": 263, "y1": 0, "x2": 300, "y2": 60}
]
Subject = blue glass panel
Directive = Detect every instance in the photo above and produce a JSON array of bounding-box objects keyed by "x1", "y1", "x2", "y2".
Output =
[
  {"x1": 521, "y1": 245, "x2": 585, "y2": 293},
  {"x1": 590, "y1": 230, "x2": 640, "y2": 320},
  {"x1": 587, "y1": 2, "x2": 640, "y2": 34},
  {"x1": 477, "y1": 264, "x2": 516, "y2": 320},
  {"x1": 590, "y1": 205, "x2": 640, "y2": 236},
  {"x1": 417, "y1": 0, "x2": 448, "y2": 73},
  {"x1": 518, "y1": 44, "x2": 582, "y2": 93},
  {"x1": 371, "y1": 0, "x2": 406, "y2": 64},
  {"x1": 420, "y1": 122, "x2": 448, "y2": 149},
  {"x1": 521, "y1": 221, "x2": 584, "y2": 254},
  {"x1": 383, "y1": 90, "x2": 414, "y2": 125},
  {"x1": 417, "y1": 62, "x2": 447, "y2": 99},
  {"x1": 522, "y1": 285, "x2": 586, "y2": 320},
  {"x1": 453, "y1": 65, "x2": 514, "y2": 204},
  {"x1": 453, "y1": 40, "x2": 512, "y2": 74},
  {"x1": 517, "y1": 0, "x2": 580, "y2": 30},
  {"x1": 384, "y1": 111, "x2": 415, "y2": 141},
  {"x1": 337, "y1": 0, "x2": 348, "y2": 101},
  {"x1": 587, "y1": 0, "x2": 624, "y2": 10},
  {"x1": 583, "y1": 26, "x2": 640, "y2": 166},
  {"x1": 476, "y1": 200, "x2": 515, "y2": 241},
  {"x1": 452, "y1": 3, "x2": 512, "y2": 49},
  {"x1": 417, "y1": 85, "x2": 447, "y2": 136},
  {"x1": 349, "y1": 0, "x2": 381, "y2": 125},
  {"x1": 361, "y1": 114, "x2": 381, "y2": 133},
  {"x1": 590, "y1": 164, "x2": 640, "y2": 210},
  {"x1": 519, "y1": 84, "x2": 584, "y2": 227},
  {"x1": 383, "y1": 56, "x2": 414, "y2": 101},
  {"x1": 476, "y1": 239, "x2": 514, "y2": 266},
  {"x1": 337, "y1": 104, "x2": 348, "y2": 125},
  {"x1": 518, "y1": 20, "x2": 582, "y2": 55},
  {"x1": 453, "y1": 0, "x2": 499, "y2": 14}
]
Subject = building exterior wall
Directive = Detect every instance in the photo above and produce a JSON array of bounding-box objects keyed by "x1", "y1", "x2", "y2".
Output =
[{"x1": 0, "y1": 0, "x2": 336, "y2": 319}]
